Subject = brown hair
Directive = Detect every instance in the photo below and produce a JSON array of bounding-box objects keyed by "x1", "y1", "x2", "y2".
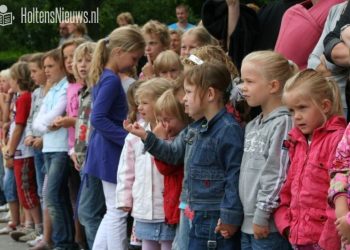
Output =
[
  {"x1": 42, "y1": 48, "x2": 62, "y2": 66},
  {"x1": 116, "y1": 12, "x2": 134, "y2": 26},
  {"x1": 126, "y1": 80, "x2": 144, "y2": 123},
  {"x1": 29, "y1": 52, "x2": 45, "y2": 69},
  {"x1": 10, "y1": 62, "x2": 34, "y2": 91},
  {"x1": 142, "y1": 20, "x2": 170, "y2": 49},
  {"x1": 61, "y1": 37, "x2": 86, "y2": 82}
]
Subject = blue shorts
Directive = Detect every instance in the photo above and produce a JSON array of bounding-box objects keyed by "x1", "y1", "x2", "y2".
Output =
[
  {"x1": 135, "y1": 221, "x2": 176, "y2": 241},
  {"x1": 3, "y1": 167, "x2": 17, "y2": 202}
]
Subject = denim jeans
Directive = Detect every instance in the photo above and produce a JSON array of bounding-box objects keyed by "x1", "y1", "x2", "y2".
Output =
[
  {"x1": 241, "y1": 232, "x2": 291, "y2": 250},
  {"x1": 3, "y1": 167, "x2": 17, "y2": 202},
  {"x1": 172, "y1": 209, "x2": 191, "y2": 250},
  {"x1": 44, "y1": 152, "x2": 77, "y2": 249},
  {"x1": 188, "y1": 210, "x2": 241, "y2": 250},
  {"x1": 78, "y1": 173, "x2": 105, "y2": 250},
  {"x1": 33, "y1": 149, "x2": 45, "y2": 201}
]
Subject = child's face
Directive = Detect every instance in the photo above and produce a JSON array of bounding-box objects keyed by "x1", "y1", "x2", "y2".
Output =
[
  {"x1": 170, "y1": 33, "x2": 181, "y2": 54},
  {"x1": 63, "y1": 44, "x2": 76, "y2": 75},
  {"x1": 183, "y1": 80, "x2": 204, "y2": 119},
  {"x1": 284, "y1": 91, "x2": 326, "y2": 138},
  {"x1": 115, "y1": 49, "x2": 143, "y2": 73},
  {"x1": 0, "y1": 77, "x2": 10, "y2": 93},
  {"x1": 181, "y1": 34, "x2": 199, "y2": 57},
  {"x1": 76, "y1": 54, "x2": 92, "y2": 82},
  {"x1": 137, "y1": 96, "x2": 156, "y2": 124},
  {"x1": 240, "y1": 61, "x2": 271, "y2": 108},
  {"x1": 159, "y1": 111, "x2": 186, "y2": 138},
  {"x1": 158, "y1": 66, "x2": 181, "y2": 80},
  {"x1": 43, "y1": 57, "x2": 65, "y2": 84},
  {"x1": 144, "y1": 33, "x2": 166, "y2": 62},
  {"x1": 29, "y1": 62, "x2": 46, "y2": 86}
]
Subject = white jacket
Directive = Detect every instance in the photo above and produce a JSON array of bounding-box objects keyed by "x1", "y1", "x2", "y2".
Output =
[{"x1": 116, "y1": 127, "x2": 165, "y2": 221}]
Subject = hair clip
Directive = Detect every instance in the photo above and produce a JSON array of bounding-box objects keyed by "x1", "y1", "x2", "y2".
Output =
[
  {"x1": 188, "y1": 54, "x2": 204, "y2": 65},
  {"x1": 104, "y1": 37, "x2": 110, "y2": 45}
]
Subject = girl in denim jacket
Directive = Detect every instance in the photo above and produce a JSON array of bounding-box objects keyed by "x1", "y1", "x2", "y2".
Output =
[
  {"x1": 124, "y1": 62, "x2": 244, "y2": 249},
  {"x1": 274, "y1": 69, "x2": 346, "y2": 250}
]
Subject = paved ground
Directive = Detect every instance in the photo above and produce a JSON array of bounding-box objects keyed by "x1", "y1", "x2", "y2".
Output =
[{"x1": 0, "y1": 223, "x2": 28, "y2": 250}]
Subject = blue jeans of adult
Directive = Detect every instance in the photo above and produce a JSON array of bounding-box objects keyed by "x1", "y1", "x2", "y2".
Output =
[
  {"x1": 78, "y1": 173, "x2": 105, "y2": 250},
  {"x1": 241, "y1": 232, "x2": 292, "y2": 250},
  {"x1": 33, "y1": 149, "x2": 45, "y2": 202},
  {"x1": 188, "y1": 210, "x2": 241, "y2": 250},
  {"x1": 172, "y1": 209, "x2": 191, "y2": 250},
  {"x1": 44, "y1": 152, "x2": 76, "y2": 249}
]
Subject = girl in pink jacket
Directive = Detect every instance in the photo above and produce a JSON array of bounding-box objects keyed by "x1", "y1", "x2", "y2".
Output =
[{"x1": 274, "y1": 69, "x2": 346, "y2": 250}]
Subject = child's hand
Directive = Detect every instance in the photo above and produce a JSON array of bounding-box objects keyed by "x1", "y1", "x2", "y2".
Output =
[
  {"x1": 336, "y1": 215, "x2": 350, "y2": 244},
  {"x1": 141, "y1": 54, "x2": 154, "y2": 79},
  {"x1": 123, "y1": 120, "x2": 148, "y2": 140},
  {"x1": 70, "y1": 153, "x2": 81, "y2": 171},
  {"x1": 215, "y1": 219, "x2": 238, "y2": 239},
  {"x1": 24, "y1": 136, "x2": 34, "y2": 146},
  {"x1": 52, "y1": 116, "x2": 65, "y2": 128},
  {"x1": 253, "y1": 223, "x2": 269, "y2": 239},
  {"x1": 153, "y1": 122, "x2": 168, "y2": 139},
  {"x1": 32, "y1": 137, "x2": 43, "y2": 149}
]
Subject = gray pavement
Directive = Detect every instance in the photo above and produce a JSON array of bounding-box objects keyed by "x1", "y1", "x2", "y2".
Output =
[{"x1": 0, "y1": 223, "x2": 27, "y2": 250}]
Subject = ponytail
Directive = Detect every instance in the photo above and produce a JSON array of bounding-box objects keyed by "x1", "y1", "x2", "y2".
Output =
[
  {"x1": 327, "y1": 78, "x2": 343, "y2": 116},
  {"x1": 88, "y1": 39, "x2": 109, "y2": 86}
]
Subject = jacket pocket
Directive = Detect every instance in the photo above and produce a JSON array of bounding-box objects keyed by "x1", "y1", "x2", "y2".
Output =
[
  {"x1": 190, "y1": 168, "x2": 225, "y2": 201},
  {"x1": 303, "y1": 208, "x2": 327, "y2": 242},
  {"x1": 192, "y1": 139, "x2": 217, "y2": 166}
]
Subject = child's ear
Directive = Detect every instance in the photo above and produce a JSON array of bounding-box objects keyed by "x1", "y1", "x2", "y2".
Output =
[
  {"x1": 207, "y1": 87, "x2": 216, "y2": 102},
  {"x1": 111, "y1": 47, "x2": 123, "y2": 57},
  {"x1": 269, "y1": 79, "x2": 281, "y2": 94},
  {"x1": 320, "y1": 99, "x2": 332, "y2": 114}
]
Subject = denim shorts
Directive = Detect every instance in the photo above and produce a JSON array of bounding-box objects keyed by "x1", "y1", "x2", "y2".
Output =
[
  {"x1": 3, "y1": 167, "x2": 17, "y2": 202},
  {"x1": 135, "y1": 220, "x2": 176, "y2": 241}
]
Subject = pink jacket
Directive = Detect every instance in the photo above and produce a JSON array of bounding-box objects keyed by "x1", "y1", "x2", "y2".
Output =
[{"x1": 274, "y1": 115, "x2": 346, "y2": 250}]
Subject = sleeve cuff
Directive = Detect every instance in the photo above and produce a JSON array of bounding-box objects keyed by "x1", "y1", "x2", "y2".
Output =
[
  {"x1": 220, "y1": 208, "x2": 243, "y2": 226},
  {"x1": 253, "y1": 208, "x2": 270, "y2": 226}
]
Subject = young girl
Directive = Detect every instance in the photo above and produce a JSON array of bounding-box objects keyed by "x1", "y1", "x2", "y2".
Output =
[
  {"x1": 169, "y1": 29, "x2": 183, "y2": 55},
  {"x1": 274, "y1": 69, "x2": 346, "y2": 250},
  {"x1": 124, "y1": 62, "x2": 243, "y2": 249},
  {"x1": 238, "y1": 51, "x2": 295, "y2": 249},
  {"x1": 180, "y1": 26, "x2": 217, "y2": 58},
  {"x1": 32, "y1": 48, "x2": 76, "y2": 249},
  {"x1": 82, "y1": 26, "x2": 145, "y2": 250},
  {"x1": 116, "y1": 78, "x2": 175, "y2": 250},
  {"x1": 5, "y1": 62, "x2": 42, "y2": 240},
  {"x1": 153, "y1": 50, "x2": 183, "y2": 80}
]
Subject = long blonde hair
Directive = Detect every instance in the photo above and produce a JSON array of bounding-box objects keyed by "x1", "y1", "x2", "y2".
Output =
[
  {"x1": 283, "y1": 69, "x2": 343, "y2": 117},
  {"x1": 89, "y1": 26, "x2": 145, "y2": 85}
]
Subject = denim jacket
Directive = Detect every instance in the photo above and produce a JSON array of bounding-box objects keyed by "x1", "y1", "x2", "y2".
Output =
[{"x1": 144, "y1": 108, "x2": 244, "y2": 226}]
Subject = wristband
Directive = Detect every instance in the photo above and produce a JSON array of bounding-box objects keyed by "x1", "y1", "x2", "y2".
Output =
[{"x1": 346, "y1": 212, "x2": 350, "y2": 226}]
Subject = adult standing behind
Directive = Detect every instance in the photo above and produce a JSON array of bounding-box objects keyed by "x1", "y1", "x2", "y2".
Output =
[
  {"x1": 202, "y1": 0, "x2": 259, "y2": 70},
  {"x1": 275, "y1": 0, "x2": 344, "y2": 69},
  {"x1": 58, "y1": 21, "x2": 70, "y2": 46},
  {"x1": 168, "y1": 4, "x2": 195, "y2": 32},
  {"x1": 67, "y1": 15, "x2": 92, "y2": 41},
  {"x1": 116, "y1": 12, "x2": 134, "y2": 27}
]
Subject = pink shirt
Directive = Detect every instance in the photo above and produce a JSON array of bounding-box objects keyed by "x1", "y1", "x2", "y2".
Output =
[
  {"x1": 275, "y1": 0, "x2": 344, "y2": 69},
  {"x1": 66, "y1": 83, "x2": 82, "y2": 150}
]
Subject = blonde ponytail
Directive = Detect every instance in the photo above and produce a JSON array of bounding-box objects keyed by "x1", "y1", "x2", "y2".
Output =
[
  {"x1": 327, "y1": 78, "x2": 343, "y2": 116},
  {"x1": 88, "y1": 39, "x2": 109, "y2": 86}
]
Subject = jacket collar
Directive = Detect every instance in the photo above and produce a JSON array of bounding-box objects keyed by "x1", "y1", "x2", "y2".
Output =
[
  {"x1": 199, "y1": 108, "x2": 226, "y2": 133},
  {"x1": 289, "y1": 115, "x2": 346, "y2": 142}
]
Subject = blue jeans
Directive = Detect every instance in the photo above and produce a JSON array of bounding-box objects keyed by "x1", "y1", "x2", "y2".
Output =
[
  {"x1": 44, "y1": 152, "x2": 76, "y2": 249},
  {"x1": 172, "y1": 209, "x2": 191, "y2": 250},
  {"x1": 78, "y1": 173, "x2": 105, "y2": 250},
  {"x1": 241, "y1": 232, "x2": 291, "y2": 250},
  {"x1": 33, "y1": 149, "x2": 45, "y2": 200},
  {"x1": 189, "y1": 210, "x2": 241, "y2": 250},
  {"x1": 3, "y1": 167, "x2": 17, "y2": 202}
]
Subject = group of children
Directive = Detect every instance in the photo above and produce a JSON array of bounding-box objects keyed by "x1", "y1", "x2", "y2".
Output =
[{"x1": 0, "y1": 10, "x2": 350, "y2": 250}]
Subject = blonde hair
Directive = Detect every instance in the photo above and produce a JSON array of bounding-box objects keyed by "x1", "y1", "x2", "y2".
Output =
[
  {"x1": 242, "y1": 51, "x2": 298, "y2": 89},
  {"x1": 10, "y1": 62, "x2": 34, "y2": 91},
  {"x1": 182, "y1": 26, "x2": 218, "y2": 47},
  {"x1": 126, "y1": 80, "x2": 144, "y2": 123},
  {"x1": 142, "y1": 20, "x2": 170, "y2": 49},
  {"x1": 72, "y1": 42, "x2": 96, "y2": 85},
  {"x1": 116, "y1": 12, "x2": 134, "y2": 26},
  {"x1": 89, "y1": 26, "x2": 145, "y2": 85},
  {"x1": 135, "y1": 77, "x2": 173, "y2": 103},
  {"x1": 155, "y1": 88, "x2": 191, "y2": 125},
  {"x1": 185, "y1": 62, "x2": 231, "y2": 103},
  {"x1": 182, "y1": 45, "x2": 238, "y2": 78},
  {"x1": 283, "y1": 69, "x2": 343, "y2": 117},
  {"x1": 153, "y1": 50, "x2": 183, "y2": 76},
  {"x1": 0, "y1": 69, "x2": 11, "y2": 80},
  {"x1": 29, "y1": 53, "x2": 45, "y2": 69}
]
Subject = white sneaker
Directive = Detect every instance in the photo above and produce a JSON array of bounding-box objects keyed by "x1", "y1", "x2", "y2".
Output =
[
  {"x1": 0, "y1": 204, "x2": 8, "y2": 212},
  {"x1": 0, "y1": 211, "x2": 10, "y2": 222},
  {"x1": 27, "y1": 234, "x2": 43, "y2": 247},
  {"x1": 0, "y1": 224, "x2": 16, "y2": 234}
]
